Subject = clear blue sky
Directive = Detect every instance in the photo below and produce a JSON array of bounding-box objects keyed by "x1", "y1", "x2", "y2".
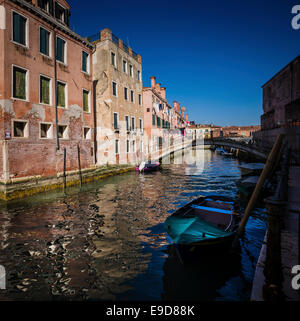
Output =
[{"x1": 69, "y1": 0, "x2": 299, "y2": 126}]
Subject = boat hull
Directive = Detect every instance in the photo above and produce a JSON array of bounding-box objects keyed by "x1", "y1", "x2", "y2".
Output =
[{"x1": 175, "y1": 232, "x2": 236, "y2": 261}]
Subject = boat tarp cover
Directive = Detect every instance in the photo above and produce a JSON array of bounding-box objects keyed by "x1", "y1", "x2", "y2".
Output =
[{"x1": 165, "y1": 215, "x2": 233, "y2": 245}]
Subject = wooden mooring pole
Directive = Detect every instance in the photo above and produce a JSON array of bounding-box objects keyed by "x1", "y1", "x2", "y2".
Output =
[
  {"x1": 63, "y1": 148, "x2": 66, "y2": 190},
  {"x1": 77, "y1": 145, "x2": 82, "y2": 187},
  {"x1": 236, "y1": 134, "x2": 284, "y2": 237}
]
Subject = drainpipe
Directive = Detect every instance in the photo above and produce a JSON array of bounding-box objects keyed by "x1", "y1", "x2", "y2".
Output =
[
  {"x1": 290, "y1": 63, "x2": 294, "y2": 103},
  {"x1": 93, "y1": 80, "x2": 98, "y2": 165},
  {"x1": 54, "y1": 30, "x2": 60, "y2": 150}
]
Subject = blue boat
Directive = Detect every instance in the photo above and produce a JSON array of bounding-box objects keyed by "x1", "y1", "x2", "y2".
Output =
[{"x1": 164, "y1": 195, "x2": 240, "y2": 262}]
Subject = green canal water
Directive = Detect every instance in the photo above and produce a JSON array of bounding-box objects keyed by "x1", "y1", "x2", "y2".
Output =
[{"x1": 0, "y1": 148, "x2": 267, "y2": 301}]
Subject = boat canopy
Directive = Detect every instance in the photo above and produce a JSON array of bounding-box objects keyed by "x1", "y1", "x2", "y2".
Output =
[{"x1": 165, "y1": 215, "x2": 233, "y2": 245}]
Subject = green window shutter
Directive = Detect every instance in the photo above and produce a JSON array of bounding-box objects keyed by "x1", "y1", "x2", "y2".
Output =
[
  {"x1": 152, "y1": 114, "x2": 155, "y2": 126},
  {"x1": 56, "y1": 38, "x2": 65, "y2": 62},
  {"x1": 82, "y1": 52, "x2": 88, "y2": 72},
  {"x1": 40, "y1": 28, "x2": 49, "y2": 55},
  {"x1": 83, "y1": 90, "x2": 89, "y2": 112},
  {"x1": 13, "y1": 13, "x2": 26, "y2": 45},
  {"x1": 13, "y1": 67, "x2": 26, "y2": 100},
  {"x1": 40, "y1": 76, "x2": 50, "y2": 104},
  {"x1": 57, "y1": 82, "x2": 65, "y2": 107}
]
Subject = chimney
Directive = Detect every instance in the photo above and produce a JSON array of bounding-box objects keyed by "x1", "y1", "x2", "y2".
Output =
[
  {"x1": 155, "y1": 83, "x2": 161, "y2": 92},
  {"x1": 181, "y1": 107, "x2": 186, "y2": 118},
  {"x1": 173, "y1": 101, "x2": 180, "y2": 113},
  {"x1": 150, "y1": 76, "x2": 156, "y2": 88},
  {"x1": 160, "y1": 87, "x2": 166, "y2": 99}
]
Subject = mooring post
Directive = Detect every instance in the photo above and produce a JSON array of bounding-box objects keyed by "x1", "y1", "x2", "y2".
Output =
[
  {"x1": 63, "y1": 148, "x2": 66, "y2": 190},
  {"x1": 263, "y1": 149, "x2": 289, "y2": 301},
  {"x1": 77, "y1": 144, "x2": 82, "y2": 187}
]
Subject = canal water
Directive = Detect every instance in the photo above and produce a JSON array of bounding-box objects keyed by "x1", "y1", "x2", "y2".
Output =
[{"x1": 0, "y1": 148, "x2": 267, "y2": 301}]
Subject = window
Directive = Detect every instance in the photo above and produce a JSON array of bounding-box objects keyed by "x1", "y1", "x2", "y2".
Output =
[
  {"x1": 157, "y1": 116, "x2": 161, "y2": 127},
  {"x1": 38, "y1": 0, "x2": 52, "y2": 13},
  {"x1": 137, "y1": 70, "x2": 141, "y2": 82},
  {"x1": 113, "y1": 112, "x2": 119, "y2": 130},
  {"x1": 125, "y1": 115, "x2": 129, "y2": 131},
  {"x1": 129, "y1": 65, "x2": 133, "y2": 77},
  {"x1": 124, "y1": 87, "x2": 128, "y2": 100},
  {"x1": 56, "y1": 37, "x2": 66, "y2": 63},
  {"x1": 123, "y1": 60, "x2": 127, "y2": 73},
  {"x1": 57, "y1": 81, "x2": 66, "y2": 107},
  {"x1": 152, "y1": 114, "x2": 155, "y2": 126},
  {"x1": 140, "y1": 140, "x2": 143, "y2": 153},
  {"x1": 40, "y1": 75, "x2": 51, "y2": 105},
  {"x1": 147, "y1": 108, "x2": 150, "y2": 112},
  {"x1": 12, "y1": 12, "x2": 27, "y2": 46},
  {"x1": 112, "y1": 82, "x2": 117, "y2": 96},
  {"x1": 83, "y1": 89, "x2": 90, "y2": 112},
  {"x1": 40, "y1": 123, "x2": 53, "y2": 139},
  {"x1": 132, "y1": 140, "x2": 136, "y2": 153},
  {"x1": 55, "y1": 2, "x2": 65, "y2": 22},
  {"x1": 39, "y1": 27, "x2": 51, "y2": 56},
  {"x1": 83, "y1": 127, "x2": 91, "y2": 140},
  {"x1": 131, "y1": 117, "x2": 135, "y2": 130},
  {"x1": 82, "y1": 51, "x2": 89, "y2": 73},
  {"x1": 138, "y1": 94, "x2": 142, "y2": 106},
  {"x1": 58, "y1": 125, "x2": 68, "y2": 139},
  {"x1": 139, "y1": 118, "x2": 143, "y2": 131},
  {"x1": 126, "y1": 139, "x2": 129, "y2": 153},
  {"x1": 13, "y1": 120, "x2": 28, "y2": 138},
  {"x1": 130, "y1": 90, "x2": 134, "y2": 103},
  {"x1": 115, "y1": 139, "x2": 119, "y2": 154},
  {"x1": 111, "y1": 52, "x2": 116, "y2": 66},
  {"x1": 13, "y1": 66, "x2": 27, "y2": 100}
]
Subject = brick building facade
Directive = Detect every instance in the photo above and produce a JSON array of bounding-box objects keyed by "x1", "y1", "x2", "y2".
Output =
[
  {"x1": 261, "y1": 54, "x2": 300, "y2": 130},
  {"x1": 92, "y1": 28, "x2": 144, "y2": 165},
  {"x1": 0, "y1": 0, "x2": 95, "y2": 181}
]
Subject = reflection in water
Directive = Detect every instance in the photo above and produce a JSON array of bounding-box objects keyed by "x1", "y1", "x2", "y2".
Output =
[{"x1": 0, "y1": 149, "x2": 266, "y2": 301}]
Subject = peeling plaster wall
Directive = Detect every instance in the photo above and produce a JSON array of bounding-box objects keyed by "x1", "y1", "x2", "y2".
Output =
[{"x1": 0, "y1": 1, "x2": 95, "y2": 179}]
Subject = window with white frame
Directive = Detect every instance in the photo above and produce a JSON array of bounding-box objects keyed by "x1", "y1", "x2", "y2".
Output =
[
  {"x1": 124, "y1": 87, "x2": 128, "y2": 100},
  {"x1": 40, "y1": 27, "x2": 51, "y2": 56},
  {"x1": 56, "y1": 36, "x2": 66, "y2": 63},
  {"x1": 83, "y1": 89, "x2": 90, "y2": 112},
  {"x1": 112, "y1": 81, "x2": 117, "y2": 96},
  {"x1": 130, "y1": 90, "x2": 134, "y2": 103},
  {"x1": 126, "y1": 139, "x2": 130, "y2": 153},
  {"x1": 12, "y1": 11, "x2": 28, "y2": 46},
  {"x1": 131, "y1": 117, "x2": 135, "y2": 130},
  {"x1": 138, "y1": 94, "x2": 142, "y2": 106},
  {"x1": 57, "y1": 81, "x2": 66, "y2": 107},
  {"x1": 125, "y1": 115, "x2": 130, "y2": 131},
  {"x1": 123, "y1": 60, "x2": 127, "y2": 73},
  {"x1": 139, "y1": 118, "x2": 143, "y2": 131},
  {"x1": 137, "y1": 70, "x2": 141, "y2": 82},
  {"x1": 40, "y1": 123, "x2": 53, "y2": 139},
  {"x1": 111, "y1": 52, "x2": 116, "y2": 66},
  {"x1": 132, "y1": 140, "x2": 136, "y2": 153},
  {"x1": 13, "y1": 120, "x2": 28, "y2": 138},
  {"x1": 113, "y1": 112, "x2": 119, "y2": 130},
  {"x1": 129, "y1": 64, "x2": 133, "y2": 77},
  {"x1": 82, "y1": 51, "x2": 89, "y2": 73},
  {"x1": 58, "y1": 125, "x2": 68, "y2": 139},
  {"x1": 38, "y1": 0, "x2": 51, "y2": 13},
  {"x1": 40, "y1": 75, "x2": 51, "y2": 105},
  {"x1": 83, "y1": 127, "x2": 91, "y2": 140},
  {"x1": 115, "y1": 139, "x2": 119, "y2": 154},
  {"x1": 13, "y1": 66, "x2": 28, "y2": 100}
]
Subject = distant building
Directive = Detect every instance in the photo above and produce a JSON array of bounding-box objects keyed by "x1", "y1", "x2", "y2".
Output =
[
  {"x1": 0, "y1": 0, "x2": 95, "y2": 181},
  {"x1": 92, "y1": 28, "x2": 144, "y2": 165},
  {"x1": 261, "y1": 54, "x2": 300, "y2": 130}
]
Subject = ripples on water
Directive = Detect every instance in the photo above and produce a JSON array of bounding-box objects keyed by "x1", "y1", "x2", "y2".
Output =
[{"x1": 0, "y1": 149, "x2": 267, "y2": 301}]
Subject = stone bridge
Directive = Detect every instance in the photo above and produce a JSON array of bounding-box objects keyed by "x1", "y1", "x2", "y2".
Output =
[{"x1": 203, "y1": 138, "x2": 268, "y2": 160}]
